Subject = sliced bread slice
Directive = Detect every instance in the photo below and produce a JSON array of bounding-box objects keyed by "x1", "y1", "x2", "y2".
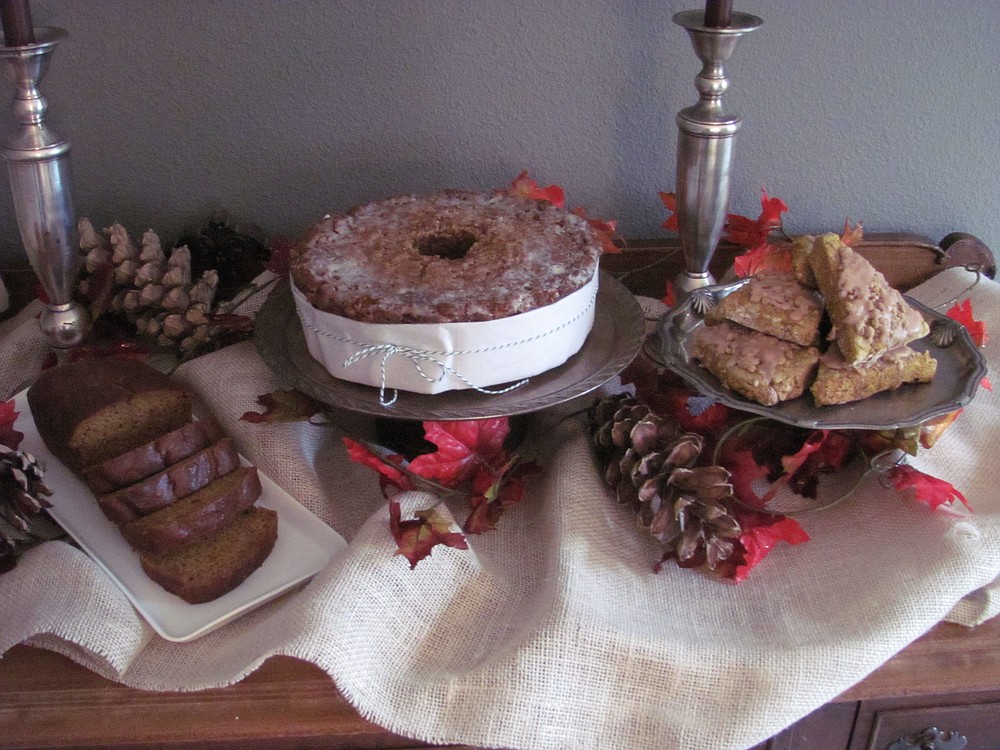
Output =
[
  {"x1": 83, "y1": 418, "x2": 225, "y2": 494},
  {"x1": 97, "y1": 437, "x2": 242, "y2": 526},
  {"x1": 139, "y1": 506, "x2": 278, "y2": 604},
  {"x1": 122, "y1": 466, "x2": 262, "y2": 554}
]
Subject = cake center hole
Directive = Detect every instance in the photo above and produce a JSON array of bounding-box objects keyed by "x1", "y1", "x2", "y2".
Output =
[{"x1": 417, "y1": 231, "x2": 476, "y2": 260}]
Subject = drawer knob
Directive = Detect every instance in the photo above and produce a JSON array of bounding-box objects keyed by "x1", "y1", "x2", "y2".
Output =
[{"x1": 888, "y1": 726, "x2": 968, "y2": 750}]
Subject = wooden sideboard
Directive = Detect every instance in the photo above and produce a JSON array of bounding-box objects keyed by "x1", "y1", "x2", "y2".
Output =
[{"x1": 2, "y1": 234, "x2": 997, "y2": 750}]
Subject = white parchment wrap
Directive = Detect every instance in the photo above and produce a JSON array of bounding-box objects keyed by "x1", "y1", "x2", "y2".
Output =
[{"x1": 291, "y1": 272, "x2": 598, "y2": 395}]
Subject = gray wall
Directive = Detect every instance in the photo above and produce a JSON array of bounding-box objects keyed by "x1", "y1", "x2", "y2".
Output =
[{"x1": 3, "y1": 1, "x2": 998, "y2": 265}]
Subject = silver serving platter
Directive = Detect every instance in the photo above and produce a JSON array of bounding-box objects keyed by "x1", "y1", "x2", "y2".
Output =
[
  {"x1": 650, "y1": 279, "x2": 987, "y2": 430},
  {"x1": 255, "y1": 271, "x2": 644, "y2": 421}
]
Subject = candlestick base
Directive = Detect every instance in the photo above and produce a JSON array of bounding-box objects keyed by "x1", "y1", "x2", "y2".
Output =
[{"x1": 39, "y1": 301, "x2": 88, "y2": 349}]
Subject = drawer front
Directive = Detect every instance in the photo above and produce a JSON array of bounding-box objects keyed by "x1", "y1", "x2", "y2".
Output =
[{"x1": 862, "y1": 702, "x2": 1000, "y2": 750}]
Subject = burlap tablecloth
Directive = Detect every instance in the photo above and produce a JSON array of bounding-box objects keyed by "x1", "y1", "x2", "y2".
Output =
[{"x1": 1, "y1": 267, "x2": 998, "y2": 750}]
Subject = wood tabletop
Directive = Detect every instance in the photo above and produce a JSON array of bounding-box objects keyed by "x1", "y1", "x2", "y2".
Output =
[{"x1": 1, "y1": 234, "x2": 996, "y2": 750}]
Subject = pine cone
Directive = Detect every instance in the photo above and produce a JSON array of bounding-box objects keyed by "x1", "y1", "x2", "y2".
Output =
[
  {"x1": 76, "y1": 220, "x2": 229, "y2": 356},
  {"x1": 0, "y1": 445, "x2": 62, "y2": 563},
  {"x1": 589, "y1": 392, "x2": 740, "y2": 571}
]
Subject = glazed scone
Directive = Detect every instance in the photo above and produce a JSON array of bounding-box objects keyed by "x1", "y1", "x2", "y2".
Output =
[
  {"x1": 810, "y1": 344, "x2": 938, "y2": 406},
  {"x1": 789, "y1": 234, "x2": 817, "y2": 289},
  {"x1": 704, "y1": 272, "x2": 823, "y2": 347},
  {"x1": 691, "y1": 321, "x2": 820, "y2": 407},
  {"x1": 808, "y1": 233, "x2": 929, "y2": 365}
]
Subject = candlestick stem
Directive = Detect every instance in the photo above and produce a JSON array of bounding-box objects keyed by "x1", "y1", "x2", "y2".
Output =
[
  {"x1": 0, "y1": 27, "x2": 89, "y2": 349},
  {"x1": 672, "y1": 10, "x2": 761, "y2": 297}
]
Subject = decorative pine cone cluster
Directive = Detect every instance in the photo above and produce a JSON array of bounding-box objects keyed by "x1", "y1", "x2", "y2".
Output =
[
  {"x1": 589, "y1": 392, "x2": 740, "y2": 570},
  {"x1": 0, "y1": 444, "x2": 61, "y2": 566},
  {"x1": 77, "y1": 219, "x2": 221, "y2": 353},
  {"x1": 75, "y1": 214, "x2": 271, "y2": 357}
]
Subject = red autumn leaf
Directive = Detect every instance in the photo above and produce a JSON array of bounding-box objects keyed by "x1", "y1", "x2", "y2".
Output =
[
  {"x1": 0, "y1": 400, "x2": 23, "y2": 450},
  {"x1": 724, "y1": 449, "x2": 772, "y2": 509},
  {"x1": 265, "y1": 237, "x2": 294, "y2": 277},
  {"x1": 389, "y1": 499, "x2": 468, "y2": 569},
  {"x1": 659, "y1": 191, "x2": 679, "y2": 233},
  {"x1": 408, "y1": 418, "x2": 510, "y2": 488},
  {"x1": 757, "y1": 188, "x2": 790, "y2": 229},
  {"x1": 733, "y1": 242, "x2": 794, "y2": 278},
  {"x1": 887, "y1": 464, "x2": 970, "y2": 512},
  {"x1": 982, "y1": 376, "x2": 993, "y2": 392},
  {"x1": 841, "y1": 218, "x2": 864, "y2": 246},
  {"x1": 240, "y1": 389, "x2": 324, "y2": 423},
  {"x1": 508, "y1": 170, "x2": 566, "y2": 209},
  {"x1": 654, "y1": 386, "x2": 731, "y2": 437},
  {"x1": 724, "y1": 187, "x2": 789, "y2": 248},
  {"x1": 662, "y1": 279, "x2": 677, "y2": 308},
  {"x1": 464, "y1": 458, "x2": 538, "y2": 534},
  {"x1": 209, "y1": 312, "x2": 255, "y2": 334},
  {"x1": 779, "y1": 430, "x2": 855, "y2": 499},
  {"x1": 946, "y1": 298, "x2": 988, "y2": 347},
  {"x1": 343, "y1": 437, "x2": 413, "y2": 494},
  {"x1": 726, "y1": 508, "x2": 810, "y2": 582},
  {"x1": 571, "y1": 207, "x2": 620, "y2": 254}
]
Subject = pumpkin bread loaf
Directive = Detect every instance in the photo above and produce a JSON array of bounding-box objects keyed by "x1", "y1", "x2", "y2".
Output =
[
  {"x1": 28, "y1": 357, "x2": 279, "y2": 604},
  {"x1": 27, "y1": 357, "x2": 192, "y2": 471}
]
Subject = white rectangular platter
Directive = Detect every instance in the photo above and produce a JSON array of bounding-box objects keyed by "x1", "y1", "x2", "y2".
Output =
[{"x1": 14, "y1": 390, "x2": 346, "y2": 642}]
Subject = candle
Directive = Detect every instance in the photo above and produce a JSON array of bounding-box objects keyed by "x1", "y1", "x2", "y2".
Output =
[
  {"x1": 0, "y1": 0, "x2": 34, "y2": 47},
  {"x1": 704, "y1": 0, "x2": 733, "y2": 28}
]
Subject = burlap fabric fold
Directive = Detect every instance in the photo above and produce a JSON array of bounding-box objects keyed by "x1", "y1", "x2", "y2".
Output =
[{"x1": 1, "y1": 267, "x2": 998, "y2": 750}]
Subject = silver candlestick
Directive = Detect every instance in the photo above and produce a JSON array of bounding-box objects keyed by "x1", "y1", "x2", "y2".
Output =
[
  {"x1": 673, "y1": 9, "x2": 761, "y2": 297},
  {"x1": 0, "y1": 27, "x2": 88, "y2": 349}
]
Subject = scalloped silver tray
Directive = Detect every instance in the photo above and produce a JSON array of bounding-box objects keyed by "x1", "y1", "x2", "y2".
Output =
[
  {"x1": 650, "y1": 279, "x2": 987, "y2": 430},
  {"x1": 254, "y1": 271, "x2": 644, "y2": 420}
]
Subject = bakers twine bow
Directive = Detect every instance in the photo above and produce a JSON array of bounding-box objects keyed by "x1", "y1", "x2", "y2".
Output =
[
  {"x1": 296, "y1": 288, "x2": 597, "y2": 407},
  {"x1": 343, "y1": 344, "x2": 529, "y2": 406}
]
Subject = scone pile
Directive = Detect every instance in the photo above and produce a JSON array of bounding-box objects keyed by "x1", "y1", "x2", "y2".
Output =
[
  {"x1": 691, "y1": 233, "x2": 937, "y2": 407},
  {"x1": 27, "y1": 358, "x2": 278, "y2": 604}
]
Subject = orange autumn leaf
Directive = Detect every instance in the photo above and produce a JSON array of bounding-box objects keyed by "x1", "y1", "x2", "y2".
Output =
[
  {"x1": 508, "y1": 170, "x2": 565, "y2": 208},
  {"x1": 659, "y1": 191, "x2": 679, "y2": 232},
  {"x1": 571, "y1": 206, "x2": 620, "y2": 254},
  {"x1": 919, "y1": 410, "x2": 962, "y2": 450},
  {"x1": 841, "y1": 218, "x2": 864, "y2": 246},
  {"x1": 724, "y1": 187, "x2": 789, "y2": 248},
  {"x1": 661, "y1": 279, "x2": 677, "y2": 308},
  {"x1": 732, "y1": 242, "x2": 793, "y2": 278}
]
